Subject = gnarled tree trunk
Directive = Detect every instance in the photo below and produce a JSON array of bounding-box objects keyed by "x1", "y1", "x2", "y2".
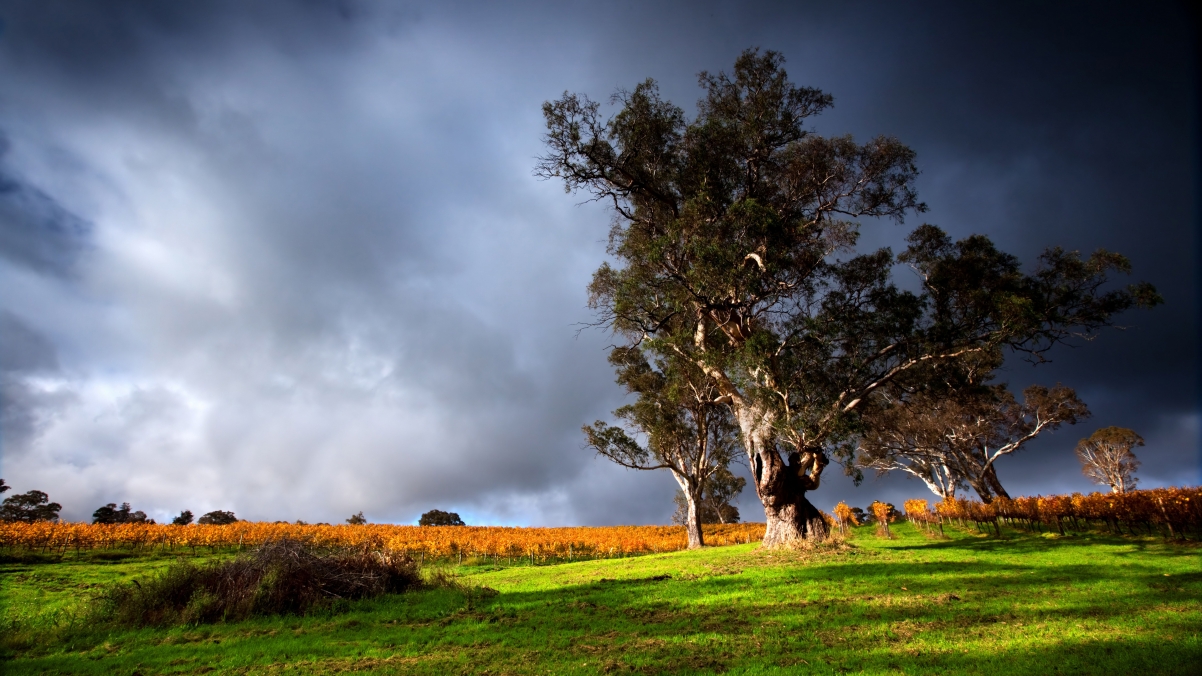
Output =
[
  {"x1": 736, "y1": 406, "x2": 829, "y2": 547},
  {"x1": 756, "y1": 449, "x2": 830, "y2": 546}
]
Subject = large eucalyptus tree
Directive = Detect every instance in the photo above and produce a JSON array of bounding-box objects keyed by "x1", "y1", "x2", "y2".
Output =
[{"x1": 540, "y1": 49, "x2": 1160, "y2": 546}]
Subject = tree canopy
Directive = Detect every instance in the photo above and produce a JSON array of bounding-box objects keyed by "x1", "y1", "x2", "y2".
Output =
[
  {"x1": 1076, "y1": 426, "x2": 1143, "y2": 494},
  {"x1": 855, "y1": 379, "x2": 1090, "y2": 502},
  {"x1": 198, "y1": 510, "x2": 238, "y2": 525},
  {"x1": 418, "y1": 510, "x2": 465, "y2": 526},
  {"x1": 93, "y1": 502, "x2": 152, "y2": 524},
  {"x1": 0, "y1": 489, "x2": 62, "y2": 523},
  {"x1": 584, "y1": 347, "x2": 741, "y2": 547}
]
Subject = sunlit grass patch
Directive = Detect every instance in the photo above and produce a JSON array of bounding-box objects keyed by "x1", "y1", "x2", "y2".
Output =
[{"x1": 2, "y1": 523, "x2": 1199, "y2": 674}]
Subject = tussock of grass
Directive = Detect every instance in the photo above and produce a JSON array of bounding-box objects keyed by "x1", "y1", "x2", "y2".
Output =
[{"x1": 91, "y1": 539, "x2": 423, "y2": 626}]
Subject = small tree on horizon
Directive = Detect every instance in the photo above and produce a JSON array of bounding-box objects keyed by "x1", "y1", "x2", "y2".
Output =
[
  {"x1": 418, "y1": 509, "x2": 465, "y2": 526},
  {"x1": 346, "y1": 511, "x2": 368, "y2": 525},
  {"x1": 93, "y1": 502, "x2": 152, "y2": 524},
  {"x1": 171, "y1": 510, "x2": 194, "y2": 525},
  {"x1": 1076, "y1": 427, "x2": 1143, "y2": 494},
  {"x1": 198, "y1": 510, "x2": 238, "y2": 525},
  {"x1": 0, "y1": 489, "x2": 62, "y2": 523}
]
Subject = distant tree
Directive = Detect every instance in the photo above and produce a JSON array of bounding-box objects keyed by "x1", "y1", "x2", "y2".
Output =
[
  {"x1": 672, "y1": 465, "x2": 745, "y2": 525},
  {"x1": 850, "y1": 507, "x2": 869, "y2": 525},
  {"x1": 197, "y1": 510, "x2": 238, "y2": 525},
  {"x1": 418, "y1": 509, "x2": 464, "y2": 526},
  {"x1": 171, "y1": 510, "x2": 194, "y2": 526},
  {"x1": 856, "y1": 381, "x2": 1089, "y2": 503},
  {"x1": 346, "y1": 511, "x2": 368, "y2": 525},
  {"x1": 700, "y1": 466, "x2": 745, "y2": 524},
  {"x1": 0, "y1": 490, "x2": 62, "y2": 523},
  {"x1": 1076, "y1": 427, "x2": 1143, "y2": 494},
  {"x1": 0, "y1": 479, "x2": 9, "y2": 494},
  {"x1": 585, "y1": 347, "x2": 741, "y2": 549},
  {"x1": 92, "y1": 502, "x2": 151, "y2": 524}
]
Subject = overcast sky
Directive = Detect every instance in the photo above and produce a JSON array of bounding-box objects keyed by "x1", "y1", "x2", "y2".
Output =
[{"x1": 0, "y1": 1, "x2": 1196, "y2": 525}]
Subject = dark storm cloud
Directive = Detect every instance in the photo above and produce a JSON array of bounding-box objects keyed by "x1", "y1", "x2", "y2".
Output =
[
  {"x1": 0, "y1": 132, "x2": 91, "y2": 276},
  {"x1": 0, "y1": 311, "x2": 70, "y2": 452},
  {"x1": 0, "y1": 1, "x2": 1194, "y2": 523}
]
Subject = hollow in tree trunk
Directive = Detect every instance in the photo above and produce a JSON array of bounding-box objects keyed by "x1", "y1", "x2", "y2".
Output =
[{"x1": 751, "y1": 445, "x2": 829, "y2": 547}]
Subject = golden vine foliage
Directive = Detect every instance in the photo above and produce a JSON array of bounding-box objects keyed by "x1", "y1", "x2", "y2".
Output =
[
  {"x1": 934, "y1": 486, "x2": 1201, "y2": 537},
  {"x1": 869, "y1": 501, "x2": 892, "y2": 536},
  {"x1": 832, "y1": 502, "x2": 857, "y2": 533},
  {"x1": 0, "y1": 521, "x2": 765, "y2": 559}
]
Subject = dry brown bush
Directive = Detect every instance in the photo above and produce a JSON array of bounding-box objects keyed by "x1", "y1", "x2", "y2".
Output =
[{"x1": 93, "y1": 539, "x2": 423, "y2": 626}]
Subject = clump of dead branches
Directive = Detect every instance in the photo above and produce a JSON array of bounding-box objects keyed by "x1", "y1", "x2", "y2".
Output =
[{"x1": 93, "y1": 539, "x2": 423, "y2": 626}]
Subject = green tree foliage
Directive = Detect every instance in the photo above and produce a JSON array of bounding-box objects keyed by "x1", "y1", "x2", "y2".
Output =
[
  {"x1": 849, "y1": 506, "x2": 868, "y2": 525},
  {"x1": 197, "y1": 510, "x2": 238, "y2": 525},
  {"x1": 346, "y1": 511, "x2": 368, "y2": 525},
  {"x1": 0, "y1": 489, "x2": 63, "y2": 523},
  {"x1": 539, "y1": 48, "x2": 1159, "y2": 545},
  {"x1": 93, "y1": 502, "x2": 153, "y2": 524},
  {"x1": 171, "y1": 510, "x2": 194, "y2": 526},
  {"x1": 584, "y1": 347, "x2": 741, "y2": 548},
  {"x1": 418, "y1": 510, "x2": 464, "y2": 526},
  {"x1": 672, "y1": 465, "x2": 745, "y2": 525}
]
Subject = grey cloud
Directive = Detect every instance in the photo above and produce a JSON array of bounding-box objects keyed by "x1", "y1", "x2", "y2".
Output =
[
  {"x1": 1, "y1": 310, "x2": 58, "y2": 373},
  {"x1": 0, "y1": 1, "x2": 1193, "y2": 523},
  {"x1": 0, "y1": 311, "x2": 67, "y2": 453},
  {"x1": 0, "y1": 134, "x2": 91, "y2": 276}
]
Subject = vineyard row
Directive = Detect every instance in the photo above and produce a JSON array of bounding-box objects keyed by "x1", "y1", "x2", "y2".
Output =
[
  {"x1": 896, "y1": 486, "x2": 1201, "y2": 539},
  {"x1": 0, "y1": 521, "x2": 765, "y2": 562}
]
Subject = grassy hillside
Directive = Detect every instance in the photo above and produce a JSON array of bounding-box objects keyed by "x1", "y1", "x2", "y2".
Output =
[{"x1": 2, "y1": 524, "x2": 1199, "y2": 674}]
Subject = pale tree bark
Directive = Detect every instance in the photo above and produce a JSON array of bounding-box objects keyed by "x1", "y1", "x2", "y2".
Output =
[
  {"x1": 733, "y1": 403, "x2": 828, "y2": 546},
  {"x1": 672, "y1": 472, "x2": 706, "y2": 548},
  {"x1": 1076, "y1": 429, "x2": 1141, "y2": 494}
]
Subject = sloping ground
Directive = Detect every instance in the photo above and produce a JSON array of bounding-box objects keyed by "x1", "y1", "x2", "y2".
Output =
[{"x1": 2, "y1": 524, "x2": 1199, "y2": 675}]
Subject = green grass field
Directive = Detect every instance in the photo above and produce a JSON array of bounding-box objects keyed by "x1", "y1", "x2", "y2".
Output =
[{"x1": 2, "y1": 524, "x2": 1199, "y2": 675}]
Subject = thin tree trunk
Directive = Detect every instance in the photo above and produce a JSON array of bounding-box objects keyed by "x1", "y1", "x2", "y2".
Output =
[{"x1": 685, "y1": 489, "x2": 705, "y2": 549}]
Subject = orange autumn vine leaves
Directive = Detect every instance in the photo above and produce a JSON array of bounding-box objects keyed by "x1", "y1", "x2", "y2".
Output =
[{"x1": 0, "y1": 521, "x2": 764, "y2": 559}]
